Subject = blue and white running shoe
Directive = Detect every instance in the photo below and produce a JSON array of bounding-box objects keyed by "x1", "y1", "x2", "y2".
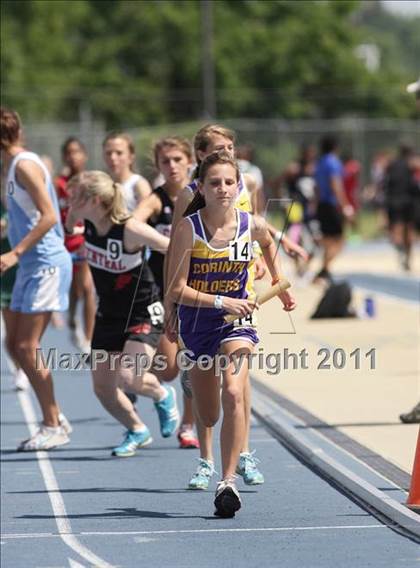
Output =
[
  {"x1": 111, "y1": 428, "x2": 153, "y2": 457},
  {"x1": 154, "y1": 385, "x2": 179, "y2": 438},
  {"x1": 188, "y1": 458, "x2": 215, "y2": 490},
  {"x1": 236, "y1": 450, "x2": 265, "y2": 485}
]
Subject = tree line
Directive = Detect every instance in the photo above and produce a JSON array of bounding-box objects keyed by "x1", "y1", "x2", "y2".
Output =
[{"x1": 1, "y1": 0, "x2": 418, "y2": 127}]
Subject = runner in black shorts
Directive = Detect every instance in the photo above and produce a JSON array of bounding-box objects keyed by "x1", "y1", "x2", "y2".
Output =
[
  {"x1": 384, "y1": 143, "x2": 417, "y2": 271},
  {"x1": 316, "y1": 201, "x2": 344, "y2": 237},
  {"x1": 314, "y1": 135, "x2": 354, "y2": 282},
  {"x1": 66, "y1": 171, "x2": 180, "y2": 457},
  {"x1": 134, "y1": 136, "x2": 200, "y2": 449}
]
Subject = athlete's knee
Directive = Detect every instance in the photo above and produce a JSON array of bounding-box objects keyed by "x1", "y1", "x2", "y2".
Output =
[
  {"x1": 222, "y1": 384, "x2": 244, "y2": 413},
  {"x1": 155, "y1": 364, "x2": 178, "y2": 382},
  {"x1": 118, "y1": 367, "x2": 136, "y2": 391},
  {"x1": 202, "y1": 414, "x2": 218, "y2": 427},
  {"x1": 14, "y1": 340, "x2": 37, "y2": 364},
  {"x1": 197, "y1": 408, "x2": 219, "y2": 427}
]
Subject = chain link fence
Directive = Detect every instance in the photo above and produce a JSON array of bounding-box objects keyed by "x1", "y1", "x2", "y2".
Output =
[{"x1": 24, "y1": 117, "x2": 419, "y2": 192}]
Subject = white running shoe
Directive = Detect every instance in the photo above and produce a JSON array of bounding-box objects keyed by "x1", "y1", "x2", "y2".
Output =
[
  {"x1": 58, "y1": 412, "x2": 73, "y2": 435},
  {"x1": 17, "y1": 426, "x2": 70, "y2": 451},
  {"x1": 13, "y1": 369, "x2": 30, "y2": 391}
]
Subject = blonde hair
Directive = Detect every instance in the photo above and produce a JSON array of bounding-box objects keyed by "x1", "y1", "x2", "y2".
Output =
[{"x1": 68, "y1": 171, "x2": 129, "y2": 224}]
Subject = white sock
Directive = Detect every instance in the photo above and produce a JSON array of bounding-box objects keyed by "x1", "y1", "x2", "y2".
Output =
[
  {"x1": 43, "y1": 425, "x2": 62, "y2": 434},
  {"x1": 132, "y1": 425, "x2": 148, "y2": 433},
  {"x1": 14, "y1": 368, "x2": 27, "y2": 380},
  {"x1": 157, "y1": 387, "x2": 168, "y2": 403}
]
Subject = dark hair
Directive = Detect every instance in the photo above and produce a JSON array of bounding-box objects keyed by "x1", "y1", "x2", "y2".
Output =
[
  {"x1": 183, "y1": 151, "x2": 240, "y2": 217},
  {"x1": 399, "y1": 142, "x2": 414, "y2": 158},
  {"x1": 153, "y1": 136, "x2": 192, "y2": 168},
  {"x1": 298, "y1": 143, "x2": 316, "y2": 167},
  {"x1": 61, "y1": 137, "x2": 86, "y2": 157},
  {"x1": 320, "y1": 135, "x2": 339, "y2": 155},
  {"x1": 103, "y1": 131, "x2": 136, "y2": 172},
  {"x1": 103, "y1": 131, "x2": 135, "y2": 154},
  {"x1": 236, "y1": 144, "x2": 254, "y2": 161},
  {"x1": 0, "y1": 107, "x2": 21, "y2": 151}
]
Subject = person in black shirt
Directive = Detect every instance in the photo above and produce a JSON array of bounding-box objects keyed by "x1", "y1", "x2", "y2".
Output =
[
  {"x1": 66, "y1": 171, "x2": 180, "y2": 457},
  {"x1": 384, "y1": 143, "x2": 417, "y2": 271},
  {"x1": 134, "y1": 137, "x2": 200, "y2": 449}
]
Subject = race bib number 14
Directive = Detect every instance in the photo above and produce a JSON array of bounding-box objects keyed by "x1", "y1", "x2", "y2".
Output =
[
  {"x1": 229, "y1": 240, "x2": 252, "y2": 261},
  {"x1": 232, "y1": 312, "x2": 257, "y2": 329}
]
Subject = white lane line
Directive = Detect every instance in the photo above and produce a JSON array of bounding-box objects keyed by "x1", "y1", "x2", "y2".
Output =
[
  {"x1": 2, "y1": 533, "x2": 56, "y2": 539},
  {"x1": 68, "y1": 558, "x2": 87, "y2": 568},
  {"x1": 2, "y1": 524, "x2": 388, "y2": 539},
  {"x1": 16, "y1": 390, "x2": 114, "y2": 568},
  {"x1": 16, "y1": 470, "x2": 79, "y2": 475},
  {"x1": 81, "y1": 524, "x2": 389, "y2": 536}
]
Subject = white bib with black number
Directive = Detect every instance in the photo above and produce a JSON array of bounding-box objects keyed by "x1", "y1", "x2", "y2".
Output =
[
  {"x1": 147, "y1": 301, "x2": 164, "y2": 326},
  {"x1": 229, "y1": 239, "x2": 252, "y2": 262},
  {"x1": 232, "y1": 311, "x2": 257, "y2": 329},
  {"x1": 107, "y1": 239, "x2": 122, "y2": 261}
]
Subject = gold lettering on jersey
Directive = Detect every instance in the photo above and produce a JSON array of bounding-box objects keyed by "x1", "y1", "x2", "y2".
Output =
[
  {"x1": 191, "y1": 260, "x2": 246, "y2": 275},
  {"x1": 188, "y1": 279, "x2": 241, "y2": 293}
]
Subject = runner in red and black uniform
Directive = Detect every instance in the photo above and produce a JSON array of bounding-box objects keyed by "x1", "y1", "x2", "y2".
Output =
[
  {"x1": 66, "y1": 170, "x2": 180, "y2": 457},
  {"x1": 55, "y1": 137, "x2": 95, "y2": 353}
]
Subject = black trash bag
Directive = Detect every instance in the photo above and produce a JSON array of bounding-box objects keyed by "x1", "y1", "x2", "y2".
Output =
[{"x1": 311, "y1": 281, "x2": 356, "y2": 319}]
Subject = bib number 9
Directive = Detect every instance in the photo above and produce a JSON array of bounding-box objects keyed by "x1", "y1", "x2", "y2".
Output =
[
  {"x1": 147, "y1": 301, "x2": 164, "y2": 326},
  {"x1": 107, "y1": 239, "x2": 122, "y2": 261}
]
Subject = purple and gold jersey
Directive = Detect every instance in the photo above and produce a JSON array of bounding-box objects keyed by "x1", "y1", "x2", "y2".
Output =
[
  {"x1": 177, "y1": 208, "x2": 259, "y2": 359},
  {"x1": 178, "y1": 208, "x2": 255, "y2": 334}
]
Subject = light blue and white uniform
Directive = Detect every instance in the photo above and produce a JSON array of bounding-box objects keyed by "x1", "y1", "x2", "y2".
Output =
[{"x1": 6, "y1": 151, "x2": 72, "y2": 313}]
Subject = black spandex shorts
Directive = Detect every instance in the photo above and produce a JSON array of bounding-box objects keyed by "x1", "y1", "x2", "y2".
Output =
[
  {"x1": 386, "y1": 201, "x2": 414, "y2": 226},
  {"x1": 316, "y1": 202, "x2": 344, "y2": 237},
  {"x1": 92, "y1": 316, "x2": 163, "y2": 353}
]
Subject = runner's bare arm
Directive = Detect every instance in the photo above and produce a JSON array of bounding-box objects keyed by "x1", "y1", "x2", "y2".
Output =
[
  {"x1": 244, "y1": 172, "x2": 266, "y2": 215},
  {"x1": 1, "y1": 161, "x2": 60, "y2": 272},
  {"x1": 132, "y1": 192, "x2": 161, "y2": 223},
  {"x1": 134, "y1": 177, "x2": 152, "y2": 204},
  {"x1": 124, "y1": 217, "x2": 169, "y2": 253},
  {"x1": 252, "y1": 215, "x2": 296, "y2": 311},
  {"x1": 163, "y1": 186, "x2": 194, "y2": 292}
]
